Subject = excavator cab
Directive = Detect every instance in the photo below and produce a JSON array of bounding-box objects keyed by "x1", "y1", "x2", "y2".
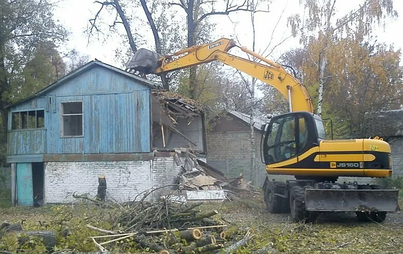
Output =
[{"x1": 262, "y1": 112, "x2": 324, "y2": 165}]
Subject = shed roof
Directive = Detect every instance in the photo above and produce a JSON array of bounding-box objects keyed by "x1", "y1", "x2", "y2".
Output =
[
  {"x1": 5, "y1": 59, "x2": 156, "y2": 108},
  {"x1": 227, "y1": 110, "x2": 265, "y2": 131}
]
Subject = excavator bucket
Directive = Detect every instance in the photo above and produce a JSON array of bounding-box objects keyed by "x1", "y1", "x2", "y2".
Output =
[
  {"x1": 305, "y1": 189, "x2": 400, "y2": 212},
  {"x1": 126, "y1": 48, "x2": 160, "y2": 74}
]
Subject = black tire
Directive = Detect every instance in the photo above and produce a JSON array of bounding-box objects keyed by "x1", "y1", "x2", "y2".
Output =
[
  {"x1": 356, "y1": 212, "x2": 371, "y2": 222},
  {"x1": 370, "y1": 212, "x2": 387, "y2": 222},
  {"x1": 290, "y1": 185, "x2": 307, "y2": 222},
  {"x1": 307, "y1": 211, "x2": 320, "y2": 223},
  {"x1": 264, "y1": 181, "x2": 283, "y2": 213},
  {"x1": 356, "y1": 211, "x2": 387, "y2": 223}
]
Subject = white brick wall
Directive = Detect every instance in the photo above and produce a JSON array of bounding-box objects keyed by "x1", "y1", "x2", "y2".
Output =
[{"x1": 45, "y1": 157, "x2": 181, "y2": 204}]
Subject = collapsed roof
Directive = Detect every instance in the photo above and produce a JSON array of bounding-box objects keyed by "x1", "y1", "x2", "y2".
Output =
[{"x1": 151, "y1": 91, "x2": 206, "y2": 152}]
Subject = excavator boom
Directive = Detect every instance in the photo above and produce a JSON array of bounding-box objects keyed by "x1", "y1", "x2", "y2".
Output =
[{"x1": 136, "y1": 38, "x2": 314, "y2": 113}]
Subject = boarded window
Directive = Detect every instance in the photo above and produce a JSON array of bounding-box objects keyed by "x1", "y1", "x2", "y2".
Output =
[
  {"x1": 61, "y1": 102, "x2": 83, "y2": 137},
  {"x1": 11, "y1": 110, "x2": 45, "y2": 130}
]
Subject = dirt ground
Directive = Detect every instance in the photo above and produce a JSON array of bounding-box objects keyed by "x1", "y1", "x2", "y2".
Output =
[{"x1": 1, "y1": 195, "x2": 403, "y2": 253}]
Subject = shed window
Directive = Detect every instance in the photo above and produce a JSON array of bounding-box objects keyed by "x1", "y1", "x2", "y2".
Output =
[
  {"x1": 61, "y1": 102, "x2": 83, "y2": 137},
  {"x1": 11, "y1": 110, "x2": 45, "y2": 129}
]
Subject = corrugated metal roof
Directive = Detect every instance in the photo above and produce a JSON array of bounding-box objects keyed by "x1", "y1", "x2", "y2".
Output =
[
  {"x1": 227, "y1": 110, "x2": 266, "y2": 131},
  {"x1": 5, "y1": 59, "x2": 156, "y2": 108}
]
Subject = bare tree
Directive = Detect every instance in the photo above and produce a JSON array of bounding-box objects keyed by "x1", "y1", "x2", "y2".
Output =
[{"x1": 169, "y1": 0, "x2": 261, "y2": 99}]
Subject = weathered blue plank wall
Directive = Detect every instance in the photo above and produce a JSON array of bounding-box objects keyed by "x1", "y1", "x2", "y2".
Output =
[
  {"x1": 8, "y1": 65, "x2": 151, "y2": 156},
  {"x1": 7, "y1": 130, "x2": 47, "y2": 155}
]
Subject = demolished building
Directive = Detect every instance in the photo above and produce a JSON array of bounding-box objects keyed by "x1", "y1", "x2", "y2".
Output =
[{"x1": 5, "y1": 60, "x2": 216, "y2": 206}]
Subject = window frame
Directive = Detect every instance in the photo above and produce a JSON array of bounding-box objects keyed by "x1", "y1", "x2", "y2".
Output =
[
  {"x1": 10, "y1": 109, "x2": 45, "y2": 130},
  {"x1": 60, "y1": 101, "x2": 84, "y2": 138}
]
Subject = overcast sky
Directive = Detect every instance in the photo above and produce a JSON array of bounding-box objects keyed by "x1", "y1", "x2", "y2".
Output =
[{"x1": 54, "y1": 0, "x2": 403, "y2": 68}]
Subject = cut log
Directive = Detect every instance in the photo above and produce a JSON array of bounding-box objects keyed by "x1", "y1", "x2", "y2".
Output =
[
  {"x1": 17, "y1": 231, "x2": 56, "y2": 250},
  {"x1": 196, "y1": 243, "x2": 222, "y2": 253},
  {"x1": 179, "y1": 228, "x2": 202, "y2": 241},
  {"x1": 96, "y1": 175, "x2": 107, "y2": 202},
  {"x1": 2, "y1": 222, "x2": 23, "y2": 232},
  {"x1": 176, "y1": 210, "x2": 218, "y2": 222},
  {"x1": 221, "y1": 225, "x2": 239, "y2": 240},
  {"x1": 134, "y1": 234, "x2": 166, "y2": 252},
  {"x1": 196, "y1": 235, "x2": 216, "y2": 247},
  {"x1": 181, "y1": 241, "x2": 197, "y2": 254}
]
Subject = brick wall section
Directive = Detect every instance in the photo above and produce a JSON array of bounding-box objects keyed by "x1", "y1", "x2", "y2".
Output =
[
  {"x1": 207, "y1": 130, "x2": 267, "y2": 185},
  {"x1": 208, "y1": 131, "x2": 253, "y2": 160},
  {"x1": 390, "y1": 137, "x2": 403, "y2": 177},
  {"x1": 45, "y1": 157, "x2": 181, "y2": 204}
]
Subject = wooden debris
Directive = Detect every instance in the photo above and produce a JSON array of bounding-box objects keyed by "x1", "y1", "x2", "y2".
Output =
[{"x1": 85, "y1": 199, "x2": 232, "y2": 253}]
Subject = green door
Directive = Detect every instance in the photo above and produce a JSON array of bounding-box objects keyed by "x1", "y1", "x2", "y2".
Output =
[{"x1": 16, "y1": 163, "x2": 33, "y2": 206}]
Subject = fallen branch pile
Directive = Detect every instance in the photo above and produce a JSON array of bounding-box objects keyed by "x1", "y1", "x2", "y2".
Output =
[{"x1": 87, "y1": 200, "x2": 253, "y2": 253}]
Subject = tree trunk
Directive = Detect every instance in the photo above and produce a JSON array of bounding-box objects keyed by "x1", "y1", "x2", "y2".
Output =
[
  {"x1": 140, "y1": 0, "x2": 161, "y2": 54},
  {"x1": 186, "y1": 0, "x2": 198, "y2": 99},
  {"x1": 249, "y1": 0, "x2": 257, "y2": 185},
  {"x1": 317, "y1": 51, "x2": 327, "y2": 117},
  {"x1": 0, "y1": 50, "x2": 9, "y2": 166},
  {"x1": 113, "y1": 0, "x2": 137, "y2": 53},
  {"x1": 138, "y1": 0, "x2": 169, "y2": 90}
]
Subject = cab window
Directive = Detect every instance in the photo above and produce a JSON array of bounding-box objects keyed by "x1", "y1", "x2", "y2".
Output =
[{"x1": 265, "y1": 115, "x2": 297, "y2": 163}]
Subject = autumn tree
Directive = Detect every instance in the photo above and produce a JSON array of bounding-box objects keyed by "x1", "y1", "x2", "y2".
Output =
[
  {"x1": 305, "y1": 38, "x2": 402, "y2": 137},
  {"x1": 288, "y1": 0, "x2": 398, "y2": 117}
]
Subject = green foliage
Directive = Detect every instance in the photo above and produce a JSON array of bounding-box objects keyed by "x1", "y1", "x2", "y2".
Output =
[
  {"x1": 0, "y1": 0, "x2": 67, "y2": 165},
  {"x1": 0, "y1": 169, "x2": 11, "y2": 208},
  {"x1": 13, "y1": 41, "x2": 66, "y2": 102},
  {"x1": 0, "y1": 189, "x2": 11, "y2": 208}
]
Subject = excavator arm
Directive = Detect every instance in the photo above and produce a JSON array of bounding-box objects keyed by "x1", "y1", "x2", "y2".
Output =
[{"x1": 151, "y1": 38, "x2": 314, "y2": 113}]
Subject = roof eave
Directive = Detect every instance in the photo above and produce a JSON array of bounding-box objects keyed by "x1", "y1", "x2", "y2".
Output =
[{"x1": 5, "y1": 60, "x2": 156, "y2": 109}]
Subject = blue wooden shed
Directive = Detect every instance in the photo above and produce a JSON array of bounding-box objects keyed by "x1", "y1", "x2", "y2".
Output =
[{"x1": 6, "y1": 60, "x2": 158, "y2": 206}]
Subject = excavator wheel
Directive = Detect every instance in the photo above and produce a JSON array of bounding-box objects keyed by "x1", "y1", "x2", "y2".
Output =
[
  {"x1": 290, "y1": 185, "x2": 308, "y2": 222},
  {"x1": 263, "y1": 179, "x2": 287, "y2": 213},
  {"x1": 356, "y1": 211, "x2": 387, "y2": 223}
]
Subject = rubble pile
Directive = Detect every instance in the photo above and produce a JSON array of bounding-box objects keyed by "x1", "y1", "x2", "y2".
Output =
[{"x1": 172, "y1": 149, "x2": 258, "y2": 201}]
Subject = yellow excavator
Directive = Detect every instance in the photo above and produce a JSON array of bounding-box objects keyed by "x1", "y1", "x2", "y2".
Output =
[{"x1": 129, "y1": 38, "x2": 399, "y2": 222}]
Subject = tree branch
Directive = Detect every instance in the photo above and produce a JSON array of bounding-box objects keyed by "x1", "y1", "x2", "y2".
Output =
[
  {"x1": 113, "y1": 0, "x2": 137, "y2": 53},
  {"x1": 88, "y1": 0, "x2": 137, "y2": 52},
  {"x1": 169, "y1": 1, "x2": 187, "y2": 11}
]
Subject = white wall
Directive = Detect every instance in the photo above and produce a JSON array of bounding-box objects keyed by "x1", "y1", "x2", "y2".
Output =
[{"x1": 45, "y1": 157, "x2": 181, "y2": 204}]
